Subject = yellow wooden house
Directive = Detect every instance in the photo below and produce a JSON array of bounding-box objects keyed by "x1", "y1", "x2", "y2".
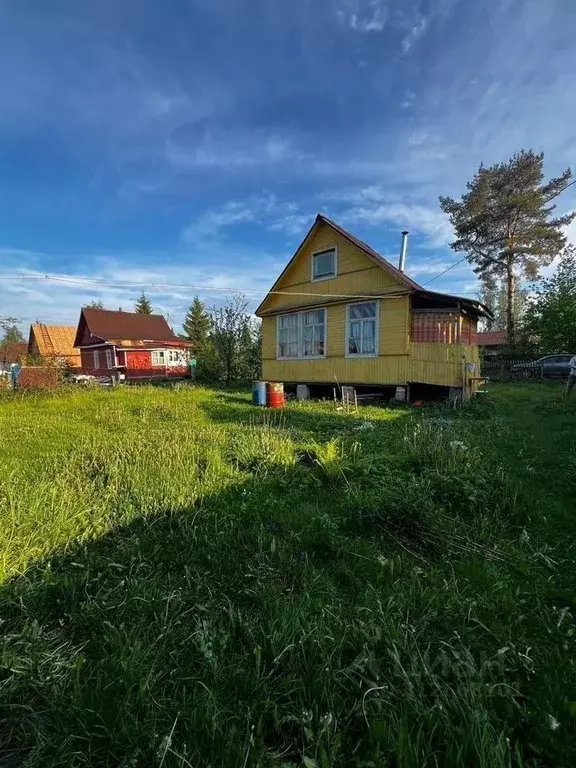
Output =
[{"x1": 256, "y1": 214, "x2": 492, "y2": 399}]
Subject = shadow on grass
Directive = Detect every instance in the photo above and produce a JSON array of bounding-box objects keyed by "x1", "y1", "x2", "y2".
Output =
[
  {"x1": 0, "y1": 462, "x2": 410, "y2": 768},
  {"x1": 1, "y1": 396, "x2": 573, "y2": 767}
]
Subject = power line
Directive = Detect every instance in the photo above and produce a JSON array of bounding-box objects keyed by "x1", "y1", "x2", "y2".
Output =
[
  {"x1": 0, "y1": 265, "x2": 481, "y2": 300},
  {"x1": 0, "y1": 272, "x2": 411, "y2": 301},
  {"x1": 421, "y1": 256, "x2": 469, "y2": 286}
]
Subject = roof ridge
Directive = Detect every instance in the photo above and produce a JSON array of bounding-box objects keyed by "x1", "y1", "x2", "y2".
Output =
[{"x1": 316, "y1": 214, "x2": 422, "y2": 291}]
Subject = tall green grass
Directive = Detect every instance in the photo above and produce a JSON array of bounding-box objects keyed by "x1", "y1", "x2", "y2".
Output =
[{"x1": 0, "y1": 383, "x2": 575, "y2": 766}]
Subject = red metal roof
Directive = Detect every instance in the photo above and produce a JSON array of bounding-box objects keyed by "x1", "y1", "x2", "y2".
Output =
[
  {"x1": 477, "y1": 331, "x2": 507, "y2": 347},
  {"x1": 75, "y1": 309, "x2": 191, "y2": 347}
]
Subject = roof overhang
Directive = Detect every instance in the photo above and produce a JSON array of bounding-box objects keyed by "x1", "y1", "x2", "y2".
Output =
[
  {"x1": 255, "y1": 214, "x2": 420, "y2": 317},
  {"x1": 414, "y1": 289, "x2": 493, "y2": 319}
]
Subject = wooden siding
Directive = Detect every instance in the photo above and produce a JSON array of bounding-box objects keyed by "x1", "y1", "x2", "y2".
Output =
[
  {"x1": 263, "y1": 298, "x2": 409, "y2": 362},
  {"x1": 262, "y1": 338, "x2": 479, "y2": 388},
  {"x1": 261, "y1": 221, "x2": 405, "y2": 313},
  {"x1": 259, "y1": 217, "x2": 482, "y2": 390}
]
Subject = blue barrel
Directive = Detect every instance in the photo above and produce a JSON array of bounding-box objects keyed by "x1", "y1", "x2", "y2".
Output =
[{"x1": 252, "y1": 381, "x2": 267, "y2": 406}]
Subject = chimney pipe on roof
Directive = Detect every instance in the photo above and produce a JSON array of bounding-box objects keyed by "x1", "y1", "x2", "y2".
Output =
[{"x1": 398, "y1": 231, "x2": 409, "y2": 272}]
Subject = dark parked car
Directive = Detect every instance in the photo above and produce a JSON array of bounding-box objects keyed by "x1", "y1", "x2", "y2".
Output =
[{"x1": 511, "y1": 354, "x2": 575, "y2": 378}]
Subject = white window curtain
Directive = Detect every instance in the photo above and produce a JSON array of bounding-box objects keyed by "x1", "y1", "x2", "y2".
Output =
[
  {"x1": 105, "y1": 349, "x2": 114, "y2": 369},
  {"x1": 278, "y1": 310, "x2": 325, "y2": 359},
  {"x1": 348, "y1": 302, "x2": 377, "y2": 356},
  {"x1": 278, "y1": 314, "x2": 299, "y2": 358},
  {"x1": 312, "y1": 249, "x2": 336, "y2": 280},
  {"x1": 301, "y1": 310, "x2": 325, "y2": 357},
  {"x1": 93, "y1": 350, "x2": 100, "y2": 369}
]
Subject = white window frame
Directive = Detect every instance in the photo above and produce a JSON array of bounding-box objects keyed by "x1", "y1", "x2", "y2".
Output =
[
  {"x1": 311, "y1": 247, "x2": 337, "y2": 282},
  {"x1": 346, "y1": 301, "x2": 379, "y2": 358},
  {"x1": 151, "y1": 349, "x2": 187, "y2": 367},
  {"x1": 276, "y1": 308, "x2": 327, "y2": 360},
  {"x1": 167, "y1": 349, "x2": 186, "y2": 366},
  {"x1": 105, "y1": 349, "x2": 114, "y2": 369},
  {"x1": 93, "y1": 350, "x2": 100, "y2": 369}
]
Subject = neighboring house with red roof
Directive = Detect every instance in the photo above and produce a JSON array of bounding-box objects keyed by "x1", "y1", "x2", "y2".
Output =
[
  {"x1": 74, "y1": 308, "x2": 191, "y2": 380},
  {"x1": 477, "y1": 331, "x2": 508, "y2": 356}
]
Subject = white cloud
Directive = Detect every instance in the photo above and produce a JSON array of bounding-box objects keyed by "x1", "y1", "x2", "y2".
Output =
[
  {"x1": 408, "y1": 259, "x2": 465, "y2": 277},
  {"x1": 401, "y1": 15, "x2": 428, "y2": 54},
  {"x1": 400, "y1": 90, "x2": 416, "y2": 108},
  {"x1": 183, "y1": 193, "x2": 312, "y2": 243},
  {"x1": 165, "y1": 131, "x2": 305, "y2": 172},
  {"x1": 340, "y1": 199, "x2": 454, "y2": 248},
  {"x1": 337, "y1": 1, "x2": 389, "y2": 33},
  {"x1": 183, "y1": 201, "x2": 257, "y2": 242},
  {"x1": 0, "y1": 249, "x2": 284, "y2": 335}
]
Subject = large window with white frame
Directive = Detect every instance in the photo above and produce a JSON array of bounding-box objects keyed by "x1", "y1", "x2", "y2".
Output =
[
  {"x1": 312, "y1": 248, "x2": 336, "y2": 281},
  {"x1": 93, "y1": 350, "x2": 100, "y2": 369},
  {"x1": 105, "y1": 348, "x2": 114, "y2": 369},
  {"x1": 347, "y1": 301, "x2": 378, "y2": 357},
  {"x1": 277, "y1": 309, "x2": 326, "y2": 359},
  {"x1": 167, "y1": 349, "x2": 187, "y2": 365},
  {"x1": 151, "y1": 349, "x2": 187, "y2": 367}
]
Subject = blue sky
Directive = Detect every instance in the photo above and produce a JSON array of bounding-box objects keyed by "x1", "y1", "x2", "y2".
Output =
[{"x1": 1, "y1": 0, "x2": 575, "y2": 331}]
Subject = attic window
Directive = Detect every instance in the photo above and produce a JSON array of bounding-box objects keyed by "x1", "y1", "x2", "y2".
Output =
[{"x1": 312, "y1": 248, "x2": 336, "y2": 281}]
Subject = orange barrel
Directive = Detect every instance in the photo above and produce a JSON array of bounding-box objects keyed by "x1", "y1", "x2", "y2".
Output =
[{"x1": 266, "y1": 381, "x2": 285, "y2": 409}]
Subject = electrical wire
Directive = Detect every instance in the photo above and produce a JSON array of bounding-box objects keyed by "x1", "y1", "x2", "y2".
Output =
[
  {"x1": 0, "y1": 268, "x2": 481, "y2": 302},
  {"x1": 0, "y1": 273, "x2": 410, "y2": 301},
  {"x1": 420, "y1": 256, "x2": 470, "y2": 286}
]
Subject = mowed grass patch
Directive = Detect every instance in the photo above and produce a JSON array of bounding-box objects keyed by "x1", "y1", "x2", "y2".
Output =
[{"x1": 0, "y1": 383, "x2": 575, "y2": 767}]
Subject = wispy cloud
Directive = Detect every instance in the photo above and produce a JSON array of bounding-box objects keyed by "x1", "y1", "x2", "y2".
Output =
[
  {"x1": 0, "y1": 253, "x2": 281, "y2": 332},
  {"x1": 166, "y1": 132, "x2": 302, "y2": 172},
  {"x1": 401, "y1": 15, "x2": 427, "y2": 54},
  {"x1": 341, "y1": 1, "x2": 389, "y2": 33},
  {"x1": 400, "y1": 90, "x2": 416, "y2": 108},
  {"x1": 327, "y1": 184, "x2": 454, "y2": 248},
  {"x1": 183, "y1": 193, "x2": 312, "y2": 243}
]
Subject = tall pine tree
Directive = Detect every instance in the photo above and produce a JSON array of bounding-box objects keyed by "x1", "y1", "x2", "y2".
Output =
[
  {"x1": 440, "y1": 150, "x2": 574, "y2": 346},
  {"x1": 183, "y1": 297, "x2": 211, "y2": 352},
  {"x1": 134, "y1": 291, "x2": 153, "y2": 314}
]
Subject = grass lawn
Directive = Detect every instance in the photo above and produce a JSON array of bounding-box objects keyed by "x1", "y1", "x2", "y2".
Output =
[{"x1": 0, "y1": 382, "x2": 575, "y2": 767}]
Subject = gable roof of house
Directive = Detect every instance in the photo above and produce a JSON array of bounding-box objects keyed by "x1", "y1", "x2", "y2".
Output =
[
  {"x1": 0, "y1": 342, "x2": 27, "y2": 363},
  {"x1": 477, "y1": 330, "x2": 507, "y2": 347},
  {"x1": 256, "y1": 214, "x2": 492, "y2": 319},
  {"x1": 318, "y1": 215, "x2": 422, "y2": 291},
  {"x1": 29, "y1": 324, "x2": 80, "y2": 362},
  {"x1": 74, "y1": 308, "x2": 190, "y2": 348}
]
